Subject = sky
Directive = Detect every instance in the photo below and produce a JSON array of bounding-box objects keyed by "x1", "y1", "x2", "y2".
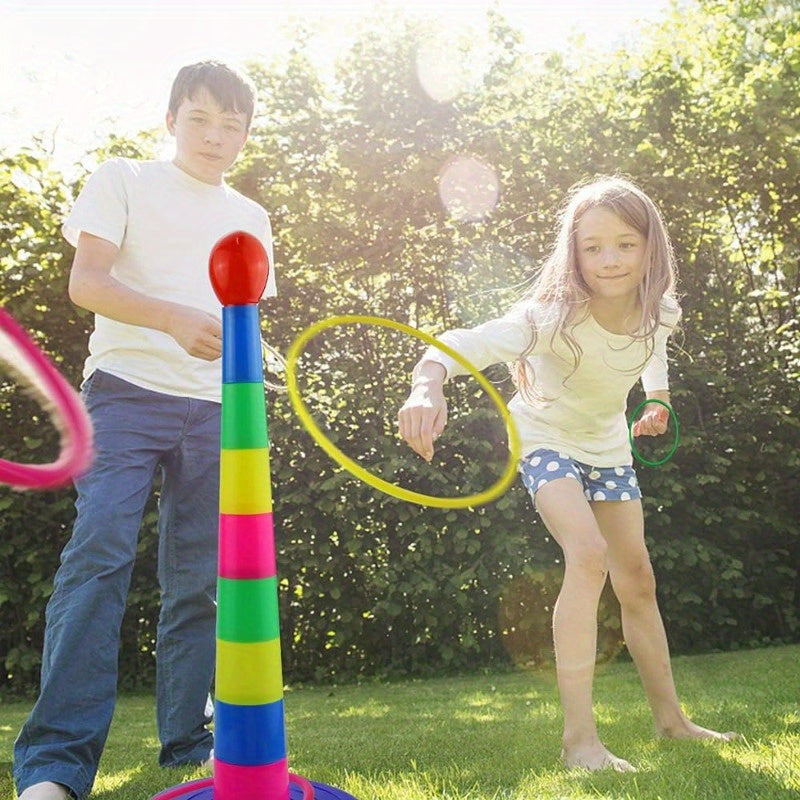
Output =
[{"x1": 1, "y1": 0, "x2": 675, "y2": 171}]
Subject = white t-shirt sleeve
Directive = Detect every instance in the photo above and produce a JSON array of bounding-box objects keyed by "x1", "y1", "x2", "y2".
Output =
[
  {"x1": 63, "y1": 159, "x2": 128, "y2": 249},
  {"x1": 261, "y1": 212, "x2": 277, "y2": 299},
  {"x1": 419, "y1": 304, "x2": 540, "y2": 381},
  {"x1": 640, "y1": 300, "x2": 681, "y2": 392}
]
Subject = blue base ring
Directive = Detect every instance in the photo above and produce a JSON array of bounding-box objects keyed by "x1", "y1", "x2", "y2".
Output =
[{"x1": 150, "y1": 778, "x2": 357, "y2": 800}]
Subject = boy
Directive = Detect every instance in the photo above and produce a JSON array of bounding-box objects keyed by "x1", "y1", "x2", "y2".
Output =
[{"x1": 14, "y1": 61, "x2": 275, "y2": 800}]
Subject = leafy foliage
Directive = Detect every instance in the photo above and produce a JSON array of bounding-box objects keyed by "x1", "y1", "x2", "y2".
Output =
[{"x1": 1, "y1": 0, "x2": 797, "y2": 695}]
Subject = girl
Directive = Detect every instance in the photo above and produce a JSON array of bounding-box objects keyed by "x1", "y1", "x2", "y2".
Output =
[{"x1": 398, "y1": 176, "x2": 735, "y2": 772}]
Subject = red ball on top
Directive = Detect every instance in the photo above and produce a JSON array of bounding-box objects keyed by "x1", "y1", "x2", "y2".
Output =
[{"x1": 209, "y1": 231, "x2": 270, "y2": 306}]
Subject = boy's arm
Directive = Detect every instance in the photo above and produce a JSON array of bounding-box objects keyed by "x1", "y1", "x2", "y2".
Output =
[{"x1": 68, "y1": 232, "x2": 222, "y2": 361}]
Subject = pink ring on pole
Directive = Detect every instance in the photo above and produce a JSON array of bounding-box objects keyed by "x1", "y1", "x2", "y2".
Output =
[
  {"x1": 0, "y1": 308, "x2": 93, "y2": 490},
  {"x1": 289, "y1": 773, "x2": 316, "y2": 800},
  {"x1": 149, "y1": 778, "x2": 214, "y2": 800}
]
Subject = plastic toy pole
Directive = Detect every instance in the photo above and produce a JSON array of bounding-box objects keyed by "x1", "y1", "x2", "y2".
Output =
[
  {"x1": 150, "y1": 231, "x2": 356, "y2": 800},
  {"x1": 212, "y1": 232, "x2": 289, "y2": 797}
]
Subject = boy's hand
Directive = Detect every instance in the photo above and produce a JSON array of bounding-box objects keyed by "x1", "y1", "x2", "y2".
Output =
[
  {"x1": 69, "y1": 233, "x2": 222, "y2": 361},
  {"x1": 632, "y1": 404, "x2": 670, "y2": 437},
  {"x1": 398, "y1": 377, "x2": 448, "y2": 462},
  {"x1": 165, "y1": 306, "x2": 222, "y2": 361}
]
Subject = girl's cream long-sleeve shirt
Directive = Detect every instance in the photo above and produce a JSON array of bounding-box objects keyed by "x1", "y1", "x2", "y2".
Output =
[{"x1": 420, "y1": 299, "x2": 681, "y2": 467}]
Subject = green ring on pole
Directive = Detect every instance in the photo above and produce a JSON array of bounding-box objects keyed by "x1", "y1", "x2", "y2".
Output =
[
  {"x1": 285, "y1": 315, "x2": 522, "y2": 508},
  {"x1": 628, "y1": 398, "x2": 679, "y2": 466}
]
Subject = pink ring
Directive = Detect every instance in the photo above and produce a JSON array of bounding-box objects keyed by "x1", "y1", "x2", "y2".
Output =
[
  {"x1": 289, "y1": 773, "x2": 316, "y2": 800},
  {"x1": 0, "y1": 307, "x2": 93, "y2": 489}
]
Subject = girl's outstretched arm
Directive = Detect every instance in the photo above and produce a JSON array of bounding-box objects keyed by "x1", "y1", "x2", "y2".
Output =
[
  {"x1": 398, "y1": 361, "x2": 448, "y2": 462},
  {"x1": 398, "y1": 308, "x2": 533, "y2": 460}
]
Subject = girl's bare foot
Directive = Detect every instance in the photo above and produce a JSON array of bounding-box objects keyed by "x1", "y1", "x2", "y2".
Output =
[
  {"x1": 561, "y1": 739, "x2": 637, "y2": 772},
  {"x1": 657, "y1": 718, "x2": 737, "y2": 741}
]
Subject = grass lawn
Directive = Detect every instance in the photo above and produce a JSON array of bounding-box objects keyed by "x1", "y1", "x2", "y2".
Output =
[{"x1": 1, "y1": 644, "x2": 798, "y2": 799}]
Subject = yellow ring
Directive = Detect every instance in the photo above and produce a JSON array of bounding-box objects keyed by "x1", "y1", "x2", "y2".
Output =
[{"x1": 285, "y1": 315, "x2": 521, "y2": 508}]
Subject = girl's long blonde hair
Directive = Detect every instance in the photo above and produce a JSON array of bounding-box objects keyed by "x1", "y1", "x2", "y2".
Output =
[{"x1": 510, "y1": 175, "x2": 679, "y2": 404}]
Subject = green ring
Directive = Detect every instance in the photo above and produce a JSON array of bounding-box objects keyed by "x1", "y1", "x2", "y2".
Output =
[
  {"x1": 285, "y1": 315, "x2": 522, "y2": 508},
  {"x1": 628, "y1": 398, "x2": 679, "y2": 466}
]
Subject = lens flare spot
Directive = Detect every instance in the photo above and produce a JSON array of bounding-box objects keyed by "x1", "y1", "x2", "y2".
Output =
[
  {"x1": 438, "y1": 155, "x2": 499, "y2": 222},
  {"x1": 415, "y1": 26, "x2": 489, "y2": 103}
]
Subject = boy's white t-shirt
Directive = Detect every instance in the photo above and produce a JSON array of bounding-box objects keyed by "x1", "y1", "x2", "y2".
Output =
[
  {"x1": 63, "y1": 158, "x2": 275, "y2": 403},
  {"x1": 422, "y1": 299, "x2": 681, "y2": 467}
]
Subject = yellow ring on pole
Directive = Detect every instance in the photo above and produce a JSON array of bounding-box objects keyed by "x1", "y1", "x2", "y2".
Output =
[{"x1": 285, "y1": 315, "x2": 521, "y2": 509}]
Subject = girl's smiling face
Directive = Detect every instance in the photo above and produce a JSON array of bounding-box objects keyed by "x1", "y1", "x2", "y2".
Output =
[{"x1": 575, "y1": 206, "x2": 647, "y2": 304}]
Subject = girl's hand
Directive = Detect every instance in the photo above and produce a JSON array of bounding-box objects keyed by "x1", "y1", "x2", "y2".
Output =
[
  {"x1": 632, "y1": 404, "x2": 670, "y2": 437},
  {"x1": 398, "y1": 377, "x2": 448, "y2": 463}
]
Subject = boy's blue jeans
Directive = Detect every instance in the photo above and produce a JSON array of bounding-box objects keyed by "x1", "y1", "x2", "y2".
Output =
[{"x1": 14, "y1": 370, "x2": 220, "y2": 799}]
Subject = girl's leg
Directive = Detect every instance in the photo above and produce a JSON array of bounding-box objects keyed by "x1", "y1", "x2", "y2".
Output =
[
  {"x1": 534, "y1": 478, "x2": 635, "y2": 771},
  {"x1": 592, "y1": 499, "x2": 735, "y2": 740}
]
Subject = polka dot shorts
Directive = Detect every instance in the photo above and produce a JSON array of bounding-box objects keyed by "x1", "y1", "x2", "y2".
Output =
[{"x1": 519, "y1": 448, "x2": 642, "y2": 502}]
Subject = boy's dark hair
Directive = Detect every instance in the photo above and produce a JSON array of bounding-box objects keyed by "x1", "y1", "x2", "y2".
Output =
[{"x1": 169, "y1": 61, "x2": 256, "y2": 128}]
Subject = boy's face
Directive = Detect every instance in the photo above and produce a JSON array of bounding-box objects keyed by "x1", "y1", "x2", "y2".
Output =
[{"x1": 166, "y1": 87, "x2": 249, "y2": 185}]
